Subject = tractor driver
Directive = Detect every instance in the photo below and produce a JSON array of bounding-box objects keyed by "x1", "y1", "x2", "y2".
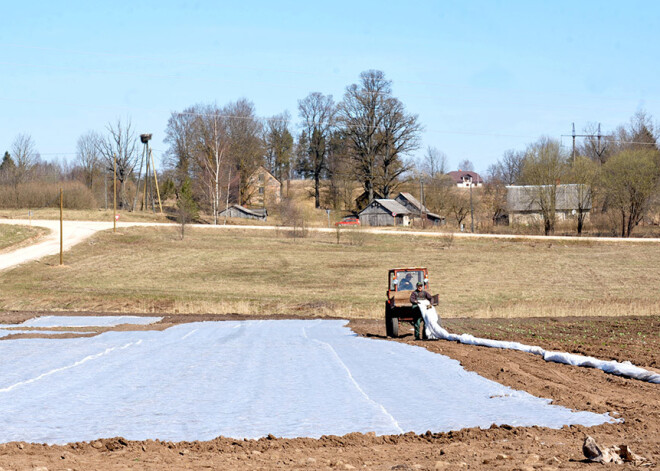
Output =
[
  {"x1": 410, "y1": 281, "x2": 433, "y2": 340},
  {"x1": 398, "y1": 273, "x2": 414, "y2": 290}
]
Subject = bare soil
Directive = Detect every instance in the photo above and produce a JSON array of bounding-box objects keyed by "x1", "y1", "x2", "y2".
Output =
[{"x1": 0, "y1": 312, "x2": 658, "y2": 470}]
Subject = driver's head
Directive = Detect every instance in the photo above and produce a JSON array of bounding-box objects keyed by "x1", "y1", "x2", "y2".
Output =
[
  {"x1": 405, "y1": 273, "x2": 412, "y2": 280},
  {"x1": 416, "y1": 282, "x2": 423, "y2": 290}
]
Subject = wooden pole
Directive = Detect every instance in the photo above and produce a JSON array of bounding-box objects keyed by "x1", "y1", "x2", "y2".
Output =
[
  {"x1": 150, "y1": 149, "x2": 163, "y2": 215},
  {"x1": 59, "y1": 188, "x2": 63, "y2": 265},
  {"x1": 113, "y1": 154, "x2": 117, "y2": 233}
]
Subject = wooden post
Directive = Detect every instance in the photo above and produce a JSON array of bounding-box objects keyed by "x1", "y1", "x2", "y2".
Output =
[
  {"x1": 150, "y1": 149, "x2": 163, "y2": 215},
  {"x1": 59, "y1": 188, "x2": 63, "y2": 266},
  {"x1": 113, "y1": 154, "x2": 117, "y2": 233}
]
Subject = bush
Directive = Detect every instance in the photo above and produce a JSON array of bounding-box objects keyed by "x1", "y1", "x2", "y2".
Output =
[{"x1": 0, "y1": 181, "x2": 98, "y2": 209}]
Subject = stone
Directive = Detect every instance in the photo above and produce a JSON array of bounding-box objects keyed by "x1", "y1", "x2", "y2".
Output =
[
  {"x1": 523, "y1": 454, "x2": 540, "y2": 464},
  {"x1": 90, "y1": 441, "x2": 103, "y2": 449},
  {"x1": 496, "y1": 453, "x2": 509, "y2": 460},
  {"x1": 582, "y1": 436, "x2": 622, "y2": 464}
]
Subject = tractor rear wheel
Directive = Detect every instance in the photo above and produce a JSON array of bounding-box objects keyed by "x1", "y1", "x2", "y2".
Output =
[{"x1": 388, "y1": 316, "x2": 399, "y2": 338}]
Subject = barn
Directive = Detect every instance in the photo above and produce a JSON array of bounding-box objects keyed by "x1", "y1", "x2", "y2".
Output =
[
  {"x1": 358, "y1": 199, "x2": 411, "y2": 227},
  {"x1": 218, "y1": 205, "x2": 268, "y2": 221}
]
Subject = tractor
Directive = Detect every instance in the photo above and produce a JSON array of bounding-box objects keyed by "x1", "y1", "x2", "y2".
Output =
[{"x1": 385, "y1": 267, "x2": 439, "y2": 338}]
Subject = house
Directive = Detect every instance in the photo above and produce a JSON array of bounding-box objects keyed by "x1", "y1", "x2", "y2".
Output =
[
  {"x1": 506, "y1": 184, "x2": 592, "y2": 225},
  {"x1": 394, "y1": 192, "x2": 444, "y2": 226},
  {"x1": 218, "y1": 204, "x2": 268, "y2": 221},
  {"x1": 355, "y1": 190, "x2": 383, "y2": 212},
  {"x1": 245, "y1": 166, "x2": 281, "y2": 207},
  {"x1": 358, "y1": 199, "x2": 411, "y2": 226},
  {"x1": 447, "y1": 170, "x2": 483, "y2": 188}
]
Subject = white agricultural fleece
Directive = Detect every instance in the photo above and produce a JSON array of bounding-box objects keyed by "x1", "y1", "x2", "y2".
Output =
[{"x1": 418, "y1": 300, "x2": 660, "y2": 384}]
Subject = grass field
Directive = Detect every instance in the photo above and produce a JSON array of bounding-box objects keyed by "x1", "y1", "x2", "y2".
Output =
[
  {"x1": 0, "y1": 224, "x2": 48, "y2": 251},
  {"x1": 1, "y1": 225, "x2": 659, "y2": 319}
]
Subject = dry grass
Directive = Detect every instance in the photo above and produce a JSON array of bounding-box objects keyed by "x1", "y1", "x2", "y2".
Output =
[
  {"x1": 1, "y1": 226, "x2": 659, "y2": 319},
  {"x1": 0, "y1": 224, "x2": 48, "y2": 251}
]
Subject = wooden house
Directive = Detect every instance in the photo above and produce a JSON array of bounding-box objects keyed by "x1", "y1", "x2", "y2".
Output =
[
  {"x1": 354, "y1": 190, "x2": 383, "y2": 212},
  {"x1": 394, "y1": 192, "x2": 444, "y2": 226},
  {"x1": 246, "y1": 166, "x2": 281, "y2": 207},
  {"x1": 358, "y1": 199, "x2": 411, "y2": 226}
]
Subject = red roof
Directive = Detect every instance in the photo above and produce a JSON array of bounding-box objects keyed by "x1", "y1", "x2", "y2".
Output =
[{"x1": 447, "y1": 170, "x2": 483, "y2": 185}]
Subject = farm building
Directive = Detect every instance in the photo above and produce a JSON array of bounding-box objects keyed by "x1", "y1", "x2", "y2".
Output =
[
  {"x1": 506, "y1": 184, "x2": 592, "y2": 225},
  {"x1": 394, "y1": 192, "x2": 444, "y2": 226},
  {"x1": 358, "y1": 199, "x2": 411, "y2": 226},
  {"x1": 218, "y1": 205, "x2": 268, "y2": 221},
  {"x1": 447, "y1": 170, "x2": 484, "y2": 188},
  {"x1": 246, "y1": 166, "x2": 281, "y2": 207}
]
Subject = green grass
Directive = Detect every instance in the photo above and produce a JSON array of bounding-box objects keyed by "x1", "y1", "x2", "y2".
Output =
[
  {"x1": 0, "y1": 224, "x2": 48, "y2": 251},
  {"x1": 1, "y1": 226, "x2": 659, "y2": 318}
]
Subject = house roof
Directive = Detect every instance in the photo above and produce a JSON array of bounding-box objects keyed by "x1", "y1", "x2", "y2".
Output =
[
  {"x1": 395, "y1": 192, "x2": 442, "y2": 220},
  {"x1": 506, "y1": 184, "x2": 592, "y2": 212},
  {"x1": 372, "y1": 199, "x2": 411, "y2": 215},
  {"x1": 447, "y1": 170, "x2": 483, "y2": 185},
  {"x1": 249, "y1": 165, "x2": 280, "y2": 184},
  {"x1": 219, "y1": 204, "x2": 267, "y2": 218}
]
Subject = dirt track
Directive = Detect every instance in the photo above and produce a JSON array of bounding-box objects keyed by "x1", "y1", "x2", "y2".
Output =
[{"x1": 0, "y1": 313, "x2": 658, "y2": 470}]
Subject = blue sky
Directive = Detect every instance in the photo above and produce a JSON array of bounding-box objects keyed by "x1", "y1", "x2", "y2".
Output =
[{"x1": 1, "y1": 1, "x2": 659, "y2": 175}]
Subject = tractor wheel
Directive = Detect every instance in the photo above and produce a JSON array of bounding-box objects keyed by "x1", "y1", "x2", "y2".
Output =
[{"x1": 388, "y1": 316, "x2": 399, "y2": 338}]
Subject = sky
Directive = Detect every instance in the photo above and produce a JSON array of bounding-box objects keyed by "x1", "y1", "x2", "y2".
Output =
[{"x1": 1, "y1": 1, "x2": 659, "y2": 175}]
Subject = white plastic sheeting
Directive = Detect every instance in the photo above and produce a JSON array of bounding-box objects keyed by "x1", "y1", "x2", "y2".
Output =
[
  {"x1": 420, "y1": 301, "x2": 660, "y2": 384},
  {"x1": 0, "y1": 319, "x2": 614, "y2": 444},
  {"x1": 7, "y1": 316, "x2": 162, "y2": 328}
]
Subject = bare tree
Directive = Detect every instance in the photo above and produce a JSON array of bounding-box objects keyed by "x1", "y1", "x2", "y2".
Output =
[
  {"x1": 377, "y1": 97, "x2": 421, "y2": 198},
  {"x1": 566, "y1": 156, "x2": 600, "y2": 235},
  {"x1": 338, "y1": 70, "x2": 391, "y2": 202},
  {"x1": 192, "y1": 103, "x2": 228, "y2": 225},
  {"x1": 11, "y1": 133, "x2": 37, "y2": 186},
  {"x1": 225, "y1": 99, "x2": 264, "y2": 206},
  {"x1": 458, "y1": 159, "x2": 475, "y2": 172},
  {"x1": 164, "y1": 108, "x2": 197, "y2": 185},
  {"x1": 423, "y1": 146, "x2": 448, "y2": 179},
  {"x1": 520, "y1": 137, "x2": 569, "y2": 235},
  {"x1": 298, "y1": 92, "x2": 335, "y2": 208},
  {"x1": 489, "y1": 149, "x2": 525, "y2": 185},
  {"x1": 76, "y1": 131, "x2": 101, "y2": 189},
  {"x1": 96, "y1": 119, "x2": 139, "y2": 209},
  {"x1": 602, "y1": 148, "x2": 659, "y2": 237}
]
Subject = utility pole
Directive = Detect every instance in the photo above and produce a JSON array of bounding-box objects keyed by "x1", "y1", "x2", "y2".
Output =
[
  {"x1": 469, "y1": 181, "x2": 474, "y2": 233},
  {"x1": 113, "y1": 154, "x2": 117, "y2": 233},
  {"x1": 59, "y1": 188, "x2": 63, "y2": 266},
  {"x1": 572, "y1": 122, "x2": 576, "y2": 163}
]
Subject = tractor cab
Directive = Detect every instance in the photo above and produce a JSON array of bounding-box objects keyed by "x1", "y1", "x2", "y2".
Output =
[{"x1": 385, "y1": 267, "x2": 438, "y2": 338}]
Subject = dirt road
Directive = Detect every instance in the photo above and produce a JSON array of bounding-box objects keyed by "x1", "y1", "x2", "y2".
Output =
[{"x1": 0, "y1": 312, "x2": 657, "y2": 470}]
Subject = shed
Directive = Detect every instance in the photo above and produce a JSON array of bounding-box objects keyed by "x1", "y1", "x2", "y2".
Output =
[
  {"x1": 358, "y1": 199, "x2": 411, "y2": 226},
  {"x1": 218, "y1": 205, "x2": 268, "y2": 221},
  {"x1": 394, "y1": 192, "x2": 444, "y2": 226},
  {"x1": 506, "y1": 184, "x2": 592, "y2": 225}
]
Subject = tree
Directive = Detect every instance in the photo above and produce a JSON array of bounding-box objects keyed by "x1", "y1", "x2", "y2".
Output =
[
  {"x1": 326, "y1": 130, "x2": 355, "y2": 210},
  {"x1": 264, "y1": 112, "x2": 294, "y2": 196},
  {"x1": 298, "y1": 92, "x2": 335, "y2": 208},
  {"x1": 11, "y1": 133, "x2": 37, "y2": 186},
  {"x1": 376, "y1": 96, "x2": 421, "y2": 198},
  {"x1": 225, "y1": 99, "x2": 264, "y2": 206},
  {"x1": 96, "y1": 119, "x2": 139, "y2": 209},
  {"x1": 566, "y1": 156, "x2": 600, "y2": 235},
  {"x1": 338, "y1": 70, "x2": 391, "y2": 202},
  {"x1": 76, "y1": 131, "x2": 101, "y2": 189},
  {"x1": 423, "y1": 146, "x2": 448, "y2": 179},
  {"x1": 338, "y1": 70, "x2": 421, "y2": 201},
  {"x1": 458, "y1": 159, "x2": 474, "y2": 172},
  {"x1": 176, "y1": 177, "x2": 199, "y2": 240},
  {"x1": 192, "y1": 103, "x2": 229, "y2": 225},
  {"x1": 164, "y1": 108, "x2": 197, "y2": 185},
  {"x1": 446, "y1": 188, "x2": 471, "y2": 227},
  {"x1": 520, "y1": 137, "x2": 569, "y2": 235},
  {"x1": 0, "y1": 151, "x2": 15, "y2": 184},
  {"x1": 602, "y1": 149, "x2": 659, "y2": 237},
  {"x1": 488, "y1": 149, "x2": 525, "y2": 185}
]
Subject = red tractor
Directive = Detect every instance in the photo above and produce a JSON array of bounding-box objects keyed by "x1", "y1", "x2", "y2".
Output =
[{"x1": 385, "y1": 267, "x2": 439, "y2": 338}]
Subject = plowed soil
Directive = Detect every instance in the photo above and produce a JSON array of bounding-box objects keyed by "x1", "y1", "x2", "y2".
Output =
[{"x1": 0, "y1": 312, "x2": 658, "y2": 470}]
